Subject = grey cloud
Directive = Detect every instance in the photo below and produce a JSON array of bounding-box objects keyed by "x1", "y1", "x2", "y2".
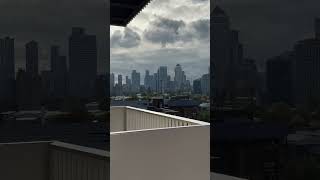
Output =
[
  {"x1": 143, "y1": 17, "x2": 186, "y2": 46},
  {"x1": 192, "y1": 0, "x2": 208, "y2": 3},
  {"x1": 190, "y1": 19, "x2": 210, "y2": 40},
  {"x1": 111, "y1": 28, "x2": 141, "y2": 48},
  {"x1": 143, "y1": 17, "x2": 209, "y2": 46}
]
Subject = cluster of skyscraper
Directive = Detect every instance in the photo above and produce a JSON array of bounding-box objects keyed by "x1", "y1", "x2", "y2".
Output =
[
  {"x1": 110, "y1": 64, "x2": 209, "y2": 96},
  {"x1": 0, "y1": 27, "x2": 107, "y2": 111},
  {"x1": 212, "y1": 6, "x2": 320, "y2": 107},
  {"x1": 211, "y1": 6, "x2": 258, "y2": 105},
  {"x1": 266, "y1": 18, "x2": 320, "y2": 105}
]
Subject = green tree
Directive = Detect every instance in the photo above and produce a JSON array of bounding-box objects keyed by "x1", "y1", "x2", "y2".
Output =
[
  {"x1": 59, "y1": 97, "x2": 91, "y2": 122},
  {"x1": 264, "y1": 102, "x2": 292, "y2": 124},
  {"x1": 290, "y1": 114, "x2": 307, "y2": 128},
  {"x1": 197, "y1": 110, "x2": 210, "y2": 122},
  {"x1": 284, "y1": 157, "x2": 320, "y2": 180}
]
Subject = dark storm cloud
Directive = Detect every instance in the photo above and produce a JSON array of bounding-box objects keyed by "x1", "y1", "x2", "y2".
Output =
[
  {"x1": 217, "y1": 0, "x2": 320, "y2": 69},
  {"x1": 111, "y1": 28, "x2": 141, "y2": 48},
  {"x1": 0, "y1": 0, "x2": 107, "y2": 74},
  {"x1": 144, "y1": 17, "x2": 186, "y2": 47},
  {"x1": 143, "y1": 17, "x2": 209, "y2": 46},
  {"x1": 190, "y1": 19, "x2": 210, "y2": 40}
]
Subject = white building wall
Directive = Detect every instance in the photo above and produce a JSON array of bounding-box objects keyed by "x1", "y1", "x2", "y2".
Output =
[{"x1": 111, "y1": 125, "x2": 210, "y2": 180}]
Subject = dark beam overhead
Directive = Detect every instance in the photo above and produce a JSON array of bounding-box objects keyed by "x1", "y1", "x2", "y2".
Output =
[{"x1": 111, "y1": 0, "x2": 152, "y2": 26}]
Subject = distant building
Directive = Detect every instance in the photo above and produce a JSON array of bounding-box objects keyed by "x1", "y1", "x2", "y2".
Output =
[
  {"x1": 266, "y1": 53, "x2": 293, "y2": 105},
  {"x1": 118, "y1": 74, "x2": 122, "y2": 87},
  {"x1": 174, "y1": 64, "x2": 184, "y2": 91},
  {"x1": 201, "y1": 74, "x2": 210, "y2": 96},
  {"x1": 25, "y1": 40, "x2": 39, "y2": 77},
  {"x1": 211, "y1": 6, "x2": 234, "y2": 102},
  {"x1": 144, "y1": 70, "x2": 152, "y2": 89},
  {"x1": 110, "y1": 73, "x2": 115, "y2": 95},
  {"x1": 158, "y1": 66, "x2": 168, "y2": 93},
  {"x1": 193, "y1": 79, "x2": 202, "y2": 94},
  {"x1": 293, "y1": 19, "x2": 320, "y2": 104},
  {"x1": 68, "y1": 27, "x2": 97, "y2": 99},
  {"x1": 0, "y1": 37, "x2": 15, "y2": 108},
  {"x1": 50, "y1": 46, "x2": 67, "y2": 99},
  {"x1": 236, "y1": 58, "x2": 258, "y2": 98},
  {"x1": 117, "y1": 74, "x2": 123, "y2": 95},
  {"x1": 16, "y1": 69, "x2": 41, "y2": 110},
  {"x1": 131, "y1": 70, "x2": 140, "y2": 93}
]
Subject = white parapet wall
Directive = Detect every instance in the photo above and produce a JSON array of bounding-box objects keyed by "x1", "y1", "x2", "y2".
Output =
[{"x1": 110, "y1": 106, "x2": 210, "y2": 180}]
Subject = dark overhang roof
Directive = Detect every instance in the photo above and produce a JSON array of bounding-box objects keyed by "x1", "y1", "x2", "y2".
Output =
[{"x1": 111, "y1": 0, "x2": 152, "y2": 26}]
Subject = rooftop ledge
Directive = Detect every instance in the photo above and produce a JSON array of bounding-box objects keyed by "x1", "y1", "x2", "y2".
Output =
[
  {"x1": 110, "y1": 106, "x2": 210, "y2": 180},
  {"x1": 111, "y1": 106, "x2": 209, "y2": 134}
]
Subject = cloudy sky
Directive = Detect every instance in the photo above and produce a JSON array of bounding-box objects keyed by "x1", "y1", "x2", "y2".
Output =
[
  {"x1": 216, "y1": 0, "x2": 320, "y2": 70},
  {"x1": 110, "y1": 0, "x2": 210, "y2": 83}
]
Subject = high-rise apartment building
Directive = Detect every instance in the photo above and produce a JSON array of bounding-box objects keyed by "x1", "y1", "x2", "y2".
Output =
[
  {"x1": 174, "y1": 64, "x2": 184, "y2": 90},
  {"x1": 0, "y1": 37, "x2": 15, "y2": 105},
  {"x1": 131, "y1": 70, "x2": 140, "y2": 93},
  {"x1": 68, "y1": 27, "x2": 97, "y2": 98},
  {"x1": 26, "y1": 40, "x2": 39, "y2": 77}
]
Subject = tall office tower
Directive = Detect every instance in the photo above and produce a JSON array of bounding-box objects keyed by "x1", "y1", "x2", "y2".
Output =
[
  {"x1": 26, "y1": 40, "x2": 39, "y2": 77},
  {"x1": 110, "y1": 73, "x2": 115, "y2": 89},
  {"x1": 131, "y1": 70, "x2": 141, "y2": 93},
  {"x1": 50, "y1": 46, "x2": 67, "y2": 98},
  {"x1": 266, "y1": 53, "x2": 293, "y2": 105},
  {"x1": 154, "y1": 72, "x2": 159, "y2": 92},
  {"x1": 41, "y1": 70, "x2": 52, "y2": 101},
  {"x1": 201, "y1": 74, "x2": 210, "y2": 96},
  {"x1": 115, "y1": 74, "x2": 123, "y2": 96},
  {"x1": 193, "y1": 79, "x2": 202, "y2": 94},
  {"x1": 16, "y1": 68, "x2": 42, "y2": 110},
  {"x1": 293, "y1": 21, "x2": 320, "y2": 104},
  {"x1": 118, "y1": 74, "x2": 122, "y2": 87},
  {"x1": 69, "y1": 27, "x2": 97, "y2": 99},
  {"x1": 237, "y1": 58, "x2": 258, "y2": 98},
  {"x1": 315, "y1": 18, "x2": 320, "y2": 40},
  {"x1": 125, "y1": 76, "x2": 131, "y2": 86},
  {"x1": 230, "y1": 30, "x2": 244, "y2": 97},
  {"x1": 124, "y1": 75, "x2": 131, "y2": 94},
  {"x1": 50, "y1": 45, "x2": 59, "y2": 72},
  {"x1": 144, "y1": 70, "x2": 151, "y2": 89},
  {"x1": 0, "y1": 37, "x2": 15, "y2": 107},
  {"x1": 158, "y1": 66, "x2": 168, "y2": 93},
  {"x1": 211, "y1": 6, "x2": 239, "y2": 104},
  {"x1": 110, "y1": 73, "x2": 115, "y2": 95},
  {"x1": 55, "y1": 56, "x2": 68, "y2": 98},
  {"x1": 174, "y1": 64, "x2": 183, "y2": 90}
]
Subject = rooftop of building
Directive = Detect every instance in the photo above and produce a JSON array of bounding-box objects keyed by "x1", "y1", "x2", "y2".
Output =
[{"x1": 0, "y1": 121, "x2": 109, "y2": 150}]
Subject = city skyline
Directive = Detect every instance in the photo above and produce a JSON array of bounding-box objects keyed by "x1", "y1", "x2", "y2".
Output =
[
  {"x1": 215, "y1": 1, "x2": 320, "y2": 70},
  {"x1": 110, "y1": 63, "x2": 210, "y2": 96},
  {"x1": 110, "y1": 0, "x2": 210, "y2": 80},
  {"x1": 0, "y1": 27, "x2": 108, "y2": 111},
  {"x1": 0, "y1": 0, "x2": 107, "y2": 75},
  {"x1": 110, "y1": 63, "x2": 209, "y2": 85}
]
